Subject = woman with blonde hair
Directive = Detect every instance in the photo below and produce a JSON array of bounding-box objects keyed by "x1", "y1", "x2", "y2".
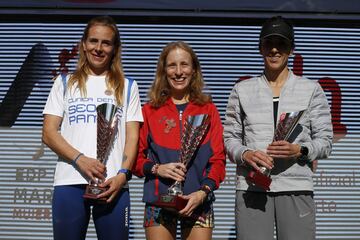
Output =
[
  {"x1": 134, "y1": 41, "x2": 226, "y2": 240},
  {"x1": 42, "y1": 16, "x2": 143, "y2": 240}
]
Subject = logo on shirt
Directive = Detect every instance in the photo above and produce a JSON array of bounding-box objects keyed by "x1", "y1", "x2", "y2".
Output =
[
  {"x1": 159, "y1": 116, "x2": 176, "y2": 133},
  {"x1": 68, "y1": 97, "x2": 116, "y2": 125}
]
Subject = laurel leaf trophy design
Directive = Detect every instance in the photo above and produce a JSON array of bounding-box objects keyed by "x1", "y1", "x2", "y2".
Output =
[
  {"x1": 83, "y1": 103, "x2": 119, "y2": 202},
  {"x1": 154, "y1": 114, "x2": 210, "y2": 211},
  {"x1": 246, "y1": 110, "x2": 305, "y2": 190}
]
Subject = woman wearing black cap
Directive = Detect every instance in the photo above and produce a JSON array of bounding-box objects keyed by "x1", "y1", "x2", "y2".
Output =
[{"x1": 224, "y1": 16, "x2": 333, "y2": 240}]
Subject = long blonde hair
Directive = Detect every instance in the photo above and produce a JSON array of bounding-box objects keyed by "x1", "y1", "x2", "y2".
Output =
[
  {"x1": 67, "y1": 16, "x2": 125, "y2": 105},
  {"x1": 149, "y1": 41, "x2": 211, "y2": 108}
]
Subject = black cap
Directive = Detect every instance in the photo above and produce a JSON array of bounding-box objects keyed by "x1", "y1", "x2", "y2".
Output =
[{"x1": 260, "y1": 16, "x2": 294, "y2": 42}]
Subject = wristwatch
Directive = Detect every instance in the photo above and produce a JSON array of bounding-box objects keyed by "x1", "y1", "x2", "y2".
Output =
[
  {"x1": 117, "y1": 168, "x2": 132, "y2": 181},
  {"x1": 300, "y1": 145, "x2": 309, "y2": 157},
  {"x1": 151, "y1": 164, "x2": 160, "y2": 176},
  {"x1": 199, "y1": 185, "x2": 215, "y2": 203},
  {"x1": 199, "y1": 185, "x2": 211, "y2": 195}
]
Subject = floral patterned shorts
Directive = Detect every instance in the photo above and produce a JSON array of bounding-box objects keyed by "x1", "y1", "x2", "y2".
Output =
[{"x1": 143, "y1": 203, "x2": 214, "y2": 229}]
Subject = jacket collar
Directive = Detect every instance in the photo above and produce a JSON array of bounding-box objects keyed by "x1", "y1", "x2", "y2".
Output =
[
  {"x1": 260, "y1": 69, "x2": 296, "y2": 90},
  {"x1": 164, "y1": 97, "x2": 193, "y2": 108}
]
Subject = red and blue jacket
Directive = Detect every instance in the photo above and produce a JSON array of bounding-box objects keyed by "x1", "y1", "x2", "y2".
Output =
[{"x1": 133, "y1": 98, "x2": 226, "y2": 204}]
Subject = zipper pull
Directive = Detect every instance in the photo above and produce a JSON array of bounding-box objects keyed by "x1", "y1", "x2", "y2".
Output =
[{"x1": 179, "y1": 110, "x2": 183, "y2": 121}]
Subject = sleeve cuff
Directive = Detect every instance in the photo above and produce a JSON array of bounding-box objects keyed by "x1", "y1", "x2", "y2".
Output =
[
  {"x1": 239, "y1": 147, "x2": 254, "y2": 165},
  {"x1": 200, "y1": 178, "x2": 216, "y2": 191},
  {"x1": 303, "y1": 143, "x2": 314, "y2": 162},
  {"x1": 143, "y1": 162, "x2": 156, "y2": 177}
]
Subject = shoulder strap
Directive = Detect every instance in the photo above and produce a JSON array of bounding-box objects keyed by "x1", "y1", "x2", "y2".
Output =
[
  {"x1": 126, "y1": 77, "x2": 134, "y2": 108},
  {"x1": 60, "y1": 73, "x2": 67, "y2": 96}
]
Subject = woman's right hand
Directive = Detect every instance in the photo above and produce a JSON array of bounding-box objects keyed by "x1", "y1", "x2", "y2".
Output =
[
  {"x1": 76, "y1": 155, "x2": 106, "y2": 182},
  {"x1": 157, "y1": 162, "x2": 187, "y2": 182},
  {"x1": 243, "y1": 150, "x2": 274, "y2": 172}
]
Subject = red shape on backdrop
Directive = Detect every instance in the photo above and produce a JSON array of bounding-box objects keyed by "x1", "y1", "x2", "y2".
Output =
[
  {"x1": 318, "y1": 77, "x2": 347, "y2": 142},
  {"x1": 293, "y1": 53, "x2": 303, "y2": 76},
  {"x1": 236, "y1": 76, "x2": 252, "y2": 83},
  {"x1": 52, "y1": 45, "x2": 78, "y2": 77}
]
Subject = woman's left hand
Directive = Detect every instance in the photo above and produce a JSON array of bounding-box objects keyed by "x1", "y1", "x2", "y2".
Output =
[
  {"x1": 266, "y1": 140, "x2": 301, "y2": 158},
  {"x1": 97, "y1": 174, "x2": 127, "y2": 203},
  {"x1": 178, "y1": 190, "x2": 207, "y2": 217}
]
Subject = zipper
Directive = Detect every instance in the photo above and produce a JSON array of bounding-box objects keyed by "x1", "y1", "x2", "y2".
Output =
[
  {"x1": 179, "y1": 109, "x2": 184, "y2": 163},
  {"x1": 272, "y1": 92, "x2": 282, "y2": 137},
  {"x1": 276, "y1": 89, "x2": 283, "y2": 132},
  {"x1": 179, "y1": 110, "x2": 183, "y2": 121},
  {"x1": 179, "y1": 110, "x2": 183, "y2": 138}
]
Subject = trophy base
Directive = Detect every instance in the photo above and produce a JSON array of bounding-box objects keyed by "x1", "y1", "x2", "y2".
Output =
[
  {"x1": 246, "y1": 170, "x2": 272, "y2": 190},
  {"x1": 153, "y1": 194, "x2": 188, "y2": 211},
  {"x1": 83, "y1": 184, "x2": 108, "y2": 202}
]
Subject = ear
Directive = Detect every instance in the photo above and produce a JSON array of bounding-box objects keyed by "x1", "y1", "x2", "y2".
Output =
[
  {"x1": 259, "y1": 46, "x2": 264, "y2": 56},
  {"x1": 82, "y1": 40, "x2": 86, "y2": 52},
  {"x1": 191, "y1": 69, "x2": 196, "y2": 80}
]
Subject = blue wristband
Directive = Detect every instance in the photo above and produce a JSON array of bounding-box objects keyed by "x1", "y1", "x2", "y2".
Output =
[
  {"x1": 117, "y1": 168, "x2": 132, "y2": 181},
  {"x1": 73, "y1": 153, "x2": 83, "y2": 165}
]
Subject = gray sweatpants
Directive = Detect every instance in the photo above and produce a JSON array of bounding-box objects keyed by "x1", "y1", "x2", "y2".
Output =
[{"x1": 235, "y1": 190, "x2": 315, "y2": 240}]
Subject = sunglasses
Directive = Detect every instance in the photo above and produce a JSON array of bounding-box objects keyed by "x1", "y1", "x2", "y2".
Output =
[{"x1": 261, "y1": 36, "x2": 293, "y2": 53}]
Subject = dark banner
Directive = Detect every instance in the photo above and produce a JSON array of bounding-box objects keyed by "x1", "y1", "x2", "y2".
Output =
[{"x1": 0, "y1": 0, "x2": 359, "y2": 13}]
